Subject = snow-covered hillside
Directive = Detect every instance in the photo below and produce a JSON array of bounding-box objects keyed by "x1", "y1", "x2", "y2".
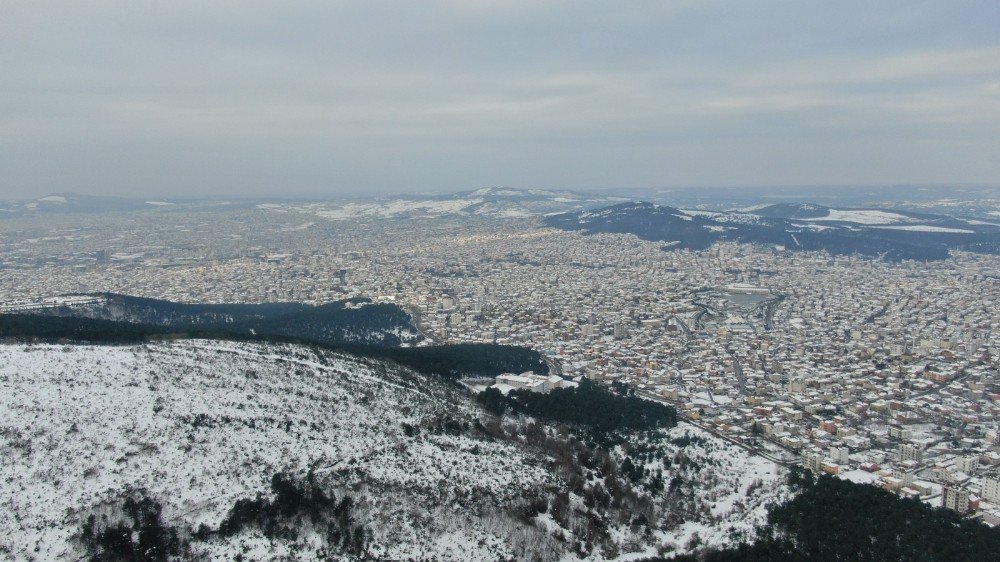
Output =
[
  {"x1": 546, "y1": 200, "x2": 1000, "y2": 261},
  {"x1": 257, "y1": 187, "x2": 625, "y2": 221},
  {"x1": 0, "y1": 193, "x2": 173, "y2": 216},
  {"x1": 0, "y1": 340, "x2": 788, "y2": 561}
]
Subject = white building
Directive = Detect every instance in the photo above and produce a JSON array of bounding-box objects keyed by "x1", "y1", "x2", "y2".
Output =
[
  {"x1": 829, "y1": 445, "x2": 850, "y2": 465},
  {"x1": 982, "y1": 474, "x2": 1000, "y2": 503},
  {"x1": 801, "y1": 450, "x2": 823, "y2": 473},
  {"x1": 899, "y1": 443, "x2": 924, "y2": 464},
  {"x1": 942, "y1": 486, "x2": 970, "y2": 513},
  {"x1": 956, "y1": 456, "x2": 979, "y2": 475},
  {"x1": 788, "y1": 377, "x2": 806, "y2": 393},
  {"x1": 492, "y1": 372, "x2": 572, "y2": 395}
]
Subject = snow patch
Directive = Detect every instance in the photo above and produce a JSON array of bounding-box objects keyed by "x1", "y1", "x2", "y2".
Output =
[
  {"x1": 873, "y1": 225, "x2": 974, "y2": 234},
  {"x1": 801, "y1": 209, "x2": 912, "y2": 225}
]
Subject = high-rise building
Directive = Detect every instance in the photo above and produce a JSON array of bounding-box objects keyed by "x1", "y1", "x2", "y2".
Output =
[
  {"x1": 942, "y1": 486, "x2": 970, "y2": 513},
  {"x1": 801, "y1": 450, "x2": 823, "y2": 473},
  {"x1": 899, "y1": 443, "x2": 924, "y2": 463},
  {"x1": 982, "y1": 474, "x2": 1000, "y2": 504},
  {"x1": 829, "y1": 445, "x2": 849, "y2": 465},
  {"x1": 955, "y1": 456, "x2": 978, "y2": 475}
]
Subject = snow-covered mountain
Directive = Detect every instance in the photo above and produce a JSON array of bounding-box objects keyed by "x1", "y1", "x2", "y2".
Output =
[
  {"x1": 0, "y1": 193, "x2": 178, "y2": 217},
  {"x1": 257, "y1": 187, "x2": 627, "y2": 221},
  {"x1": 0, "y1": 339, "x2": 787, "y2": 561},
  {"x1": 545, "y1": 201, "x2": 1000, "y2": 261}
]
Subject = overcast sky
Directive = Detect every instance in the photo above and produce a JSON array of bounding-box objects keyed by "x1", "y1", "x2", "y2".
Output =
[{"x1": 2, "y1": 1, "x2": 999, "y2": 199}]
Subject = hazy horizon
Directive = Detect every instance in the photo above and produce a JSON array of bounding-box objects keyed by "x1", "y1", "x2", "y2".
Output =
[
  {"x1": 7, "y1": 184, "x2": 1000, "y2": 208},
  {"x1": 3, "y1": 1, "x2": 999, "y2": 199}
]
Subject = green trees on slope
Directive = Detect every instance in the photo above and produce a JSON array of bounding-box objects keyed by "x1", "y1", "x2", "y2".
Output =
[
  {"x1": 665, "y1": 467, "x2": 1000, "y2": 562},
  {"x1": 477, "y1": 378, "x2": 677, "y2": 434}
]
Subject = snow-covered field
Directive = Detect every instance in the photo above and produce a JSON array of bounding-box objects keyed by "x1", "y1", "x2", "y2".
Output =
[
  {"x1": 801, "y1": 209, "x2": 913, "y2": 225},
  {"x1": 0, "y1": 340, "x2": 789, "y2": 561},
  {"x1": 873, "y1": 225, "x2": 975, "y2": 234}
]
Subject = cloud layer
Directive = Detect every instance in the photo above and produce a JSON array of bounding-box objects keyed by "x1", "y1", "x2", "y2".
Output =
[{"x1": 2, "y1": 1, "x2": 998, "y2": 197}]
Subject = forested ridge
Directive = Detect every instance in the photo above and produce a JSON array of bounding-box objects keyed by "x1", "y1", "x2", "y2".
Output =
[
  {"x1": 0, "y1": 308, "x2": 547, "y2": 380},
  {"x1": 661, "y1": 467, "x2": 1000, "y2": 562},
  {"x1": 19, "y1": 293, "x2": 418, "y2": 346}
]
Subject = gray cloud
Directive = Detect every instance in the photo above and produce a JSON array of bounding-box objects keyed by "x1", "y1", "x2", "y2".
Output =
[{"x1": 1, "y1": 0, "x2": 998, "y2": 198}]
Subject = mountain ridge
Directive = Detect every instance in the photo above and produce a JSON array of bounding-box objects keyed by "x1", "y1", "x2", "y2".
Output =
[
  {"x1": 544, "y1": 201, "x2": 1000, "y2": 261},
  {"x1": 256, "y1": 187, "x2": 628, "y2": 220}
]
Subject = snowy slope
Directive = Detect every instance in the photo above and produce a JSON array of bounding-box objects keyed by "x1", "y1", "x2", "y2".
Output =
[
  {"x1": 0, "y1": 340, "x2": 789, "y2": 561},
  {"x1": 639, "y1": 427, "x2": 788, "y2": 555},
  {"x1": 0, "y1": 340, "x2": 554, "y2": 560}
]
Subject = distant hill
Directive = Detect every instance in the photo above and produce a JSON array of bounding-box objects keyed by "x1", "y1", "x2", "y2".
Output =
[
  {"x1": 0, "y1": 193, "x2": 180, "y2": 217},
  {"x1": 741, "y1": 202, "x2": 831, "y2": 219},
  {"x1": 618, "y1": 185, "x2": 1000, "y2": 218},
  {"x1": 544, "y1": 201, "x2": 1000, "y2": 261},
  {"x1": 256, "y1": 187, "x2": 628, "y2": 220},
  {"x1": 0, "y1": 192, "x2": 281, "y2": 218}
]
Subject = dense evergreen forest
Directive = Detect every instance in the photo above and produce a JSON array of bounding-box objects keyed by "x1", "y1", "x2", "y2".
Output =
[
  {"x1": 0, "y1": 311, "x2": 547, "y2": 380},
  {"x1": 371, "y1": 343, "x2": 548, "y2": 379},
  {"x1": 23, "y1": 293, "x2": 418, "y2": 346},
  {"x1": 477, "y1": 378, "x2": 676, "y2": 435},
  {"x1": 662, "y1": 467, "x2": 1000, "y2": 562},
  {"x1": 0, "y1": 313, "x2": 166, "y2": 342}
]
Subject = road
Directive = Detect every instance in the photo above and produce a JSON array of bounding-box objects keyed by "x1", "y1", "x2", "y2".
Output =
[
  {"x1": 637, "y1": 389, "x2": 793, "y2": 466},
  {"x1": 406, "y1": 305, "x2": 440, "y2": 344},
  {"x1": 543, "y1": 355, "x2": 563, "y2": 376}
]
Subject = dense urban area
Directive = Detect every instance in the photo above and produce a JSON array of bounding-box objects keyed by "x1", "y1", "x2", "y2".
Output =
[{"x1": 2, "y1": 200, "x2": 999, "y2": 528}]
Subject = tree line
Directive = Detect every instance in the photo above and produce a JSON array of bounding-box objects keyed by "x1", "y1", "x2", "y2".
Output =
[
  {"x1": 0, "y1": 313, "x2": 548, "y2": 380},
  {"x1": 477, "y1": 378, "x2": 676, "y2": 435},
  {"x1": 661, "y1": 467, "x2": 1000, "y2": 562}
]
